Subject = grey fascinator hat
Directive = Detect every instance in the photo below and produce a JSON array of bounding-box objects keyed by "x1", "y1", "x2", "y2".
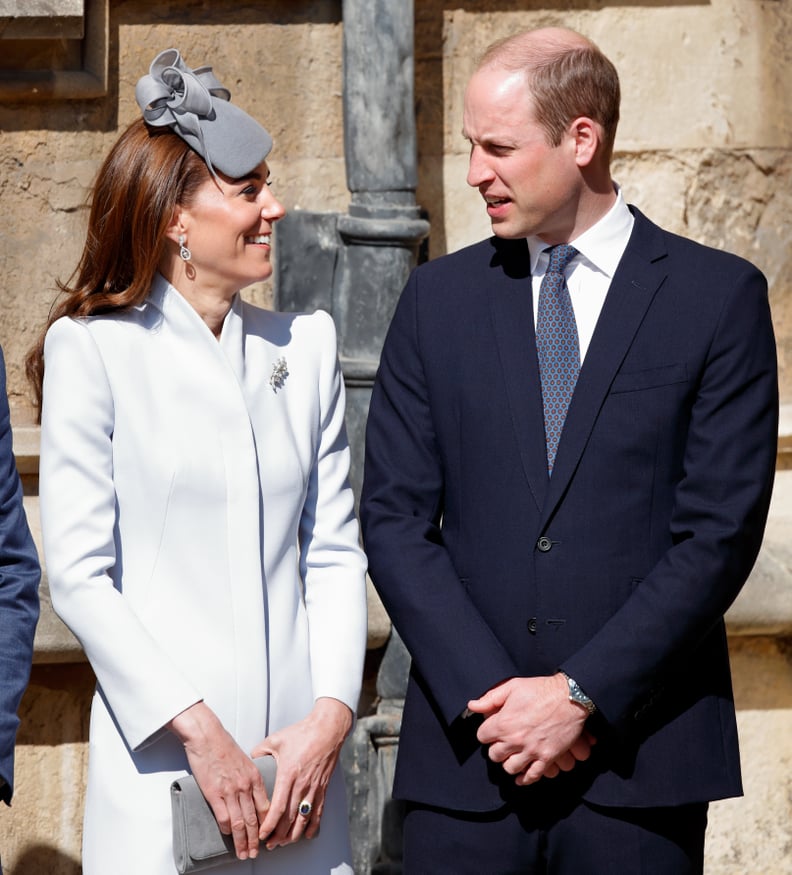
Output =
[{"x1": 135, "y1": 48, "x2": 273, "y2": 179}]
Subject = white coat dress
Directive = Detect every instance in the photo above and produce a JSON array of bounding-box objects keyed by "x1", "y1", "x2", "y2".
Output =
[{"x1": 39, "y1": 275, "x2": 368, "y2": 874}]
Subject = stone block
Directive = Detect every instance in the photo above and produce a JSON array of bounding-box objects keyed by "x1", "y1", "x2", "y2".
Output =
[
  {"x1": 706, "y1": 637, "x2": 792, "y2": 874},
  {"x1": 728, "y1": 467, "x2": 792, "y2": 635}
]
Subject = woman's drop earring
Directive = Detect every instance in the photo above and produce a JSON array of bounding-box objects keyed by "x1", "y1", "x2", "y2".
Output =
[{"x1": 178, "y1": 235, "x2": 192, "y2": 262}]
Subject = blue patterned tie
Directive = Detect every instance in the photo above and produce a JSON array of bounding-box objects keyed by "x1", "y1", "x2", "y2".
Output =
[{"x1": 536, "y1": 244, "x2": 580, "y2": 474}]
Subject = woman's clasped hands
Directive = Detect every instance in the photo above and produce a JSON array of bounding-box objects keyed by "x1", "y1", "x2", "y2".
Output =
[{"x1": 169, "y1": 696, "x2": 353, "y2": 861}]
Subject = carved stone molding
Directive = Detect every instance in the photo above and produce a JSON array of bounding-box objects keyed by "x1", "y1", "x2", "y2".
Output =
[{"x1": 0, "y1": 0, "x2": 107, "y2": 101}]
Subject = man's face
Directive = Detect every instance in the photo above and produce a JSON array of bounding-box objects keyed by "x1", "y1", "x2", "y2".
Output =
[{"x1": 463, "y1": 66, "x2": 582, "y2": 244}]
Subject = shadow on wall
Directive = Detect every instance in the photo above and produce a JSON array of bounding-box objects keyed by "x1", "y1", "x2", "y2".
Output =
[
  {"x1": 17, "y1": 664, "x2": 94, "y2": 746},
  {"x1": 11, "y1": 847, "x2": 80, "y2": 875}
]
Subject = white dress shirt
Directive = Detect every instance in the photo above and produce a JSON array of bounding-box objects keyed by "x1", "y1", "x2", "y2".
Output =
[{"x1": 527, "y1": 186, "x2": 634, "y2": 362}]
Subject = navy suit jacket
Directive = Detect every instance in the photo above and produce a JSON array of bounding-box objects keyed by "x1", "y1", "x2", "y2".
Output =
[
  {"x1": 360, "y1": 208, "x2": 779, "y2": 811},
  {"x1": 0, "y1": 349, "x2": 40, "y2": 804}
]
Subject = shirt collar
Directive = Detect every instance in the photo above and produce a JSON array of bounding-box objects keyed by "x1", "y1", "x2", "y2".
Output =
[{"x1": 527, "y1": 185, "x2": 634, "y2": 278}]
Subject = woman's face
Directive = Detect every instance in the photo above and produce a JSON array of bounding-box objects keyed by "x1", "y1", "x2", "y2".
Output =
[{"x1": 172, "y1": 160, "x2": 285, "y2": 295}]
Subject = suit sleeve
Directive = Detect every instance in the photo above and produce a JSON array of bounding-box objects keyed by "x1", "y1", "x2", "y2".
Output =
[
  {"x1": 298, "y1": 311, "x2": 368, "y2": 713},
  {"x1": 562, "y1": 261, "x2": 779, "y2": 732},
  {"x1": 40, "y1": 318, "x2": 201, "y2": 750},
  {"x1": 0, "y1": 349, "x2": 40, "y2": 802},
  {"x1": 361, "y1": 273, "x2": 519, "y2": 725}
]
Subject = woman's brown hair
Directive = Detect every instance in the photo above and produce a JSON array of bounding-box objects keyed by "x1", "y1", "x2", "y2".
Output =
[{"x1": 25, "y1": 118, "x2": 210, "y2": 414}]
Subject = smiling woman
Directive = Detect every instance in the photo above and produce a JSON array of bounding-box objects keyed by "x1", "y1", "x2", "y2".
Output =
[
  {"x1": 25, "y1": 47, "x2": 367, "y2": 875},
  {"x1": 160, "y1": 160, "x2": 285, "y2": 336}
]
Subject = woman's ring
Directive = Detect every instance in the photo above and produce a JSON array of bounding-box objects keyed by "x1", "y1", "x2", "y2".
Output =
[{"x1": 298, "y1": 799, "x2": 312, "y2": 818}]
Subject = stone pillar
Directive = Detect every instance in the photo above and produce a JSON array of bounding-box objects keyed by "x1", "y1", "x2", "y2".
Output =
[
  {"x1": 342, "y1": 629, "x2": 411, "y2": 875},
  {"x1": 338, "y1": 0, "x2": 428, "y2": 366},
  {"x1": 273, "y1": 3, "x2": 427, "y2": 872},
  {"x1": 275, "y1": 0, "x2": 428, "y2": 498}
]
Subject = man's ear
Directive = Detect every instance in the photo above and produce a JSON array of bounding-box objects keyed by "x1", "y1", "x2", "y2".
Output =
[{"x1": 570, "y1": 116, "x2": 601, "y2": 168}]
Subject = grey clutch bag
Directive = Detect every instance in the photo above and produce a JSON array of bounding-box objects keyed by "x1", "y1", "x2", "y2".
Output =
[{"x1": 171, "y1": 755, "x2": 277, "y2": 874}]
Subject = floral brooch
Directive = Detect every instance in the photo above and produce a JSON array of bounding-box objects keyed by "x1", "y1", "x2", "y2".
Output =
[{"x1": 269, "y1": 357, "x2": 289, "y2": 392}]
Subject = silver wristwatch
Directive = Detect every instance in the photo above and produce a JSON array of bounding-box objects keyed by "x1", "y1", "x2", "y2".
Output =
[{"x1": 562, "y1": 672, "x2": 597, "y2": 715}]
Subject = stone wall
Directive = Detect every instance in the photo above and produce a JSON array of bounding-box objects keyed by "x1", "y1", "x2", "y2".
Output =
[{"x1": 0, "y1": 1, "x2": 790, "y2": 873}]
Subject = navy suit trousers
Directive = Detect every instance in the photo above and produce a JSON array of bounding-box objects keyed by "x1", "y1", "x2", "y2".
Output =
[{"x1": 403, "y1": 795, "x2": 708, "y2": 875}]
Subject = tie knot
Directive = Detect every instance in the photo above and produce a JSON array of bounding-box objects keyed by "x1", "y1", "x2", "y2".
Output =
[{"x1": 546, "y1": 244, "x2": 578, "y2": 274}]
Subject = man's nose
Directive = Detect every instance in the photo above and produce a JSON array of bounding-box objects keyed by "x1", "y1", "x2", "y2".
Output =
[{"x1": 467, "y1": 146, "x2": 493, "y2": 188}]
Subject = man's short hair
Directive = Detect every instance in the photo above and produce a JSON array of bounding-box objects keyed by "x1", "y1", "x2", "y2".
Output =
[{"x1": 478, "y1": 30, "x2": 621, "y2": 162}]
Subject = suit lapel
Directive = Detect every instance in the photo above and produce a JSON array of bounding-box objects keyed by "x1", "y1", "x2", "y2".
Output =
[
  {"x1": 487, "y1": 238, "x2": 549, "y2": 512},
  {"x1": 540, "y1": 209, "x2": 670, "y2": 525}
]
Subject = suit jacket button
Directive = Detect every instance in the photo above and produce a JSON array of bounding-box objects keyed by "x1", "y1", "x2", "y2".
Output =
[
  {"x1": 536, "y1": 536, "x2": 552, "y2": 552},
  {"x1": 527, "y1": 618, "x2": 538, "y2": 634}
]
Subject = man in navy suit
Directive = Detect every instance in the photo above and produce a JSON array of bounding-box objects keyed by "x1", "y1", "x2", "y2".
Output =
[
  {"x1": 0, "y1": 347, "x2": 40, "y2": 873},
  {"x1": 360, "y1": 26, "x2": 778, "y2": 873}
]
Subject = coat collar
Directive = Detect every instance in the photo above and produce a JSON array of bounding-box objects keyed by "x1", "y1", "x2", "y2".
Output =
[{"x1": 144, "y1": 273, "x2": 246, "y2": 380}]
